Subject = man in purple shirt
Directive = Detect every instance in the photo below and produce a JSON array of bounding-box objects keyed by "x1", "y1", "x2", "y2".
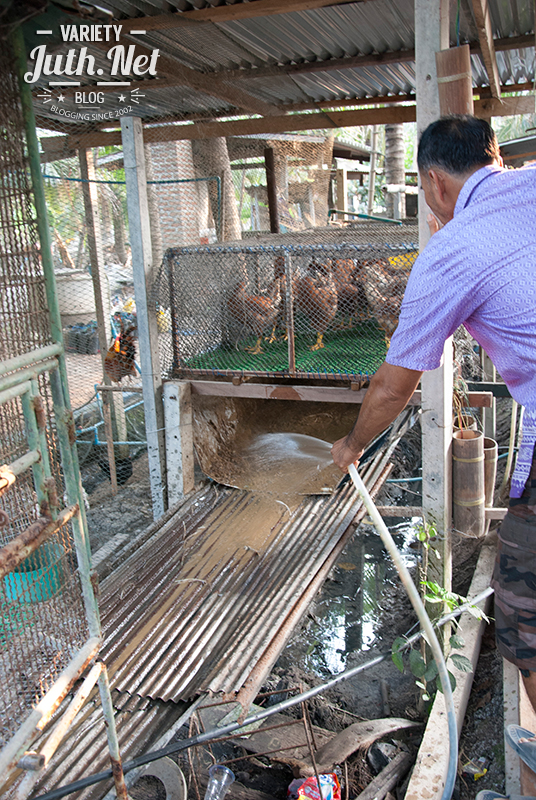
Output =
[{"x1": 331, "y1": 116, "x2": 536, "y2": 779}]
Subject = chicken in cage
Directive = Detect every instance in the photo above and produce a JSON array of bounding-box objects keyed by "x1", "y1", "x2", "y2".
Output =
[{"x1": 154, "y1": 226, "x2": 419, "y2": 382}]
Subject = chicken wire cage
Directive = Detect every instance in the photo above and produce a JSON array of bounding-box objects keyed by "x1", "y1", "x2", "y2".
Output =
[
  {"x1": 0, "y1": 31, "x2": 95, "y2": 772},
  {"x1": 154, "y1": 224, "x2": 419, "y2": 383}
]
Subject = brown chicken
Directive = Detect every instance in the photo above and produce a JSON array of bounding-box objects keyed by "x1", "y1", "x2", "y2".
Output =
[
  {"x1": 361, "y1": 256, "x2": 412, "y2": 347},
  {"x1": 228, "y1": 273, "x2": 282, "y2": 355},
  {"x1": 332, "y1": 258, "x2": 369, "y2": 328},
  {"x1": 104, "y1": 322, "x2": 137, "y2": 382},
  {"x1": 295, "y1": 259, "x2": 338, "y2": 350}
]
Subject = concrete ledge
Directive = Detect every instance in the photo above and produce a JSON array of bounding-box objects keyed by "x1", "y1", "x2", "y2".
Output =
[{"x1": 405, "y1": 539, "x2": 496, "y2": 800}]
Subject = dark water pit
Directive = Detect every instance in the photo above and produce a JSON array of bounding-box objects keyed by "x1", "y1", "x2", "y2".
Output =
[{"x1": 274, "y1": 516, "x2": 422, "y2": 722}]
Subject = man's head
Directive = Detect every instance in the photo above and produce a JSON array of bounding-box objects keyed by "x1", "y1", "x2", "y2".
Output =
[{"x1": 417, "y1": 115, "x2": 502, "y2": 225}]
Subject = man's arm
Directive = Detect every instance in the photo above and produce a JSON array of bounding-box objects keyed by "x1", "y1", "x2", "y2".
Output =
[{"x1": 331, "y1": 362, "x2": 423, "y2": 470}]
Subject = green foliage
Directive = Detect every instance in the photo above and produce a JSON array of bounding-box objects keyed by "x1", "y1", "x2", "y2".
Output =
[{"x1": 390, "y1": 581, "x2": 487, "y2": 710}]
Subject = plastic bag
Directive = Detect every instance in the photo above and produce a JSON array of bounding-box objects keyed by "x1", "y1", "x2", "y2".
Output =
[{"x1": 288, "y1": 773, "x2": 341, "y2": 800}]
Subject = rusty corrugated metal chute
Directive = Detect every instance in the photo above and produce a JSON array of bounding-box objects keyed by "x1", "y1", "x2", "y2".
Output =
[{"x1": 15, "y1": 409, "x2": 415, "y2": 800}]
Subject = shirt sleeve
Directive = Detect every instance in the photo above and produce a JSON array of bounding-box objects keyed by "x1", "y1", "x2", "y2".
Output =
[{"x1": 385, "y1": 231, "x2": 475, "y2": 371}]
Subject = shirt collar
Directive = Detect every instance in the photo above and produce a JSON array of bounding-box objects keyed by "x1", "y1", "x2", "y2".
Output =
[{"x1": 454, "y1": 163, "x2": 504, "y2": 216}]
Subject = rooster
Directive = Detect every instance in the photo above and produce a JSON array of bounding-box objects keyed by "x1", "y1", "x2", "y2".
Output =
[
  {"x1": 295, "y1": 259, "x2": 338, "y2": 351},
  {"x1": 227, "y1": 271, "x2": 282, "y2": 355},
  {"x1": 104, "y1": 322, "x2": 137, "y2": 382},
  {"x1": 361, "y1": 253, "x2": 415, "y2": 347}
]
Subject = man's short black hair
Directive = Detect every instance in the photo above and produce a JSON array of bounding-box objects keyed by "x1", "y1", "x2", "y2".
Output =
[{"x1": 417, "y1": 115, "x2": 501, "y2": 174}]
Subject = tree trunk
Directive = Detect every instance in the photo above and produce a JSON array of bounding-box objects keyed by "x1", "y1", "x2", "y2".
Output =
[
  {"x1": 384, "y1": 123, "x2": 406, "y2": 219},
  {"x1": 192, "y1": 137, "x2": 241, "y2": 242},
  {"x1": 113, "y1": 205, "x2": 127, "y2": 264}
]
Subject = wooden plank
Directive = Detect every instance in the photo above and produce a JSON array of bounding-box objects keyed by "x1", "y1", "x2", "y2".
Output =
[
  {"x1": 42, "y1": 94, "x2": 531, "y2": 152},
  {"x1": 485, "y1": 506, "x2": 507, "y2": 519},
  {"x1": 436, "y1": 45, "x2": 474, "y2": 115},
  {"x1": 356, "y1": 751, "x2": 413, "y2": 800},
  {"x1": 163, "y1": 381, "x2": 195, "y2": 506},
  {"x1": 405, "y1": 541, "x2": 496, "y2": 800},
  {"x1": 477, "y1": 94, "x2": 535, "y2": 117},
  {"x1": 471, "y1": 0, "x2": 502, "y2": 99},
  {"x1": 375, "y1": 506, "x2": 423, "y2": 516},
  {"x1": 119, "y1": 0, "x2": 369, "y2": 30},
  {"x1": 45, "y1": 105, "x2": 417, "y2": 151},
  {"x1": 189, "y1": 380, "x2": 492, "y2": 407}
]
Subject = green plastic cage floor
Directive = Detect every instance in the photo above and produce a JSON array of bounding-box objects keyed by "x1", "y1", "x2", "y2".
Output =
[{"x1": 183, "y1": 321, "x2": 387, "y2": 378}]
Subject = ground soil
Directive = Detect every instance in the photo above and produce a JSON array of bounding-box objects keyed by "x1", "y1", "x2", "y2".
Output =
[{"x1": 82, "y1": 398, "x2": 513, "y2": 800}]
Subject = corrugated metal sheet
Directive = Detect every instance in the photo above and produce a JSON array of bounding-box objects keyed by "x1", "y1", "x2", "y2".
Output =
[
  {"x1": 30, "y1": 0, "x2": 534, "y2": 126},
  {"x1": 4, "y1": 690, "x2": 192, "y2": 800},
  {"x1": 97, "y1": 432, "x2": 400, "y2": 706}
]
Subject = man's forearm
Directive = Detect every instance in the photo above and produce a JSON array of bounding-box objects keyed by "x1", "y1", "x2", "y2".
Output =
[{"x1": 331, "y1": 362, "x2": 423, "y2": 470}]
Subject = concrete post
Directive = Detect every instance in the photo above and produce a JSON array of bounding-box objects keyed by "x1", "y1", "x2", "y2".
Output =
[
  {"x1": 120, "y1": 116, "x2": 166, "y2": 519},
  {"x1": 415, "y1": 0, "x2": 453, "y2": 599}
]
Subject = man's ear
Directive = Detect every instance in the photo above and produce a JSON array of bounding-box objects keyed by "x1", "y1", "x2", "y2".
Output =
[{"x1": 427, "y1": 168, "x2": 447, "y2": 200}]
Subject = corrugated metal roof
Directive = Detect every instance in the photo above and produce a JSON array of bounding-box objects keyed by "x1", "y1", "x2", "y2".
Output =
[{"x1": 28, "y1": 0, "x2": 534, "y2": 127}]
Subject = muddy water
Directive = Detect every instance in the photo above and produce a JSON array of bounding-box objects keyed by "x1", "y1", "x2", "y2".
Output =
[
  {"x1": 201, "y1": 431, "x2": 342, "y2": 500},
  {"x1": 285, "y1": 517, "x2": 420, "y2": 676}
]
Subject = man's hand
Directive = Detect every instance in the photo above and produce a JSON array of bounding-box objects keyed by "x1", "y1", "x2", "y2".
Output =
[
  {"x1": 427, "y1": 212, "x2": 440, "y2": 236},
  {"x1": 331, "y1": 436, "x2": 363, "y2": 472}
]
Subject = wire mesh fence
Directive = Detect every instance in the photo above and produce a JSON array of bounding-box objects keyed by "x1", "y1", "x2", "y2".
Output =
[
  {"x1": 0, "y1": 36, "x2": 90, "y2": 752},
  {"x1": 154, "y1": 225, "x2": 419, "y2": 382}
]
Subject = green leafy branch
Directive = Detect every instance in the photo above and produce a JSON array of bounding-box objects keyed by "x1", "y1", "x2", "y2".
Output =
[{"x1": 391, "y1": 581, "x2": 488, "y2": 704}]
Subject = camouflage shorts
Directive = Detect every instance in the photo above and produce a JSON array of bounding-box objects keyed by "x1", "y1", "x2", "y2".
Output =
[{"x1": 491, "y1": 445, "x2": 536, "y2": 672}]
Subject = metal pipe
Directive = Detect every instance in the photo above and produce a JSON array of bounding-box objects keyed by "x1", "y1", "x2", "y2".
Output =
[
  {"x1": 0, "y1": 359, "x2": 60, "y2": 392},
  {"x1": 0, "y1": 451, "x2": 41, "y2": 496},
  {"x1": 97, "y1": 666, "x2": 129, "y2": 800},
  {"x1": 0, "y1": 505, "x2": 79, "y2": 581},
  {"x1": 0, "y1": 637, "x2": 101, "y2": 778},
  {"x1": 0, "y1": 344, "x2": 62, "y2": 378},
  {"x1": 21, "y1": 390, "x2": 49, "y2": 511},
  {"x1": 0, "y1": 380, "x2": 32, "y2": 405},
  {"x1": 95, "y1": 385, "x2": 143, "y2": 393}
]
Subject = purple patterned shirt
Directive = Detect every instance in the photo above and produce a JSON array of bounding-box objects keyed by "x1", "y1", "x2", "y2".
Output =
[{"x1": 387, "y1": 163, "x2": 536, "y2": 497}]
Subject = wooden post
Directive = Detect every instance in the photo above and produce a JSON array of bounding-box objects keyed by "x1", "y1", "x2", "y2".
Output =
[
  {"x1": 78, "y1": 148, "x2": 128, "y2": 481},
  {"x1": 436, "y1": 44, "x2": 474, "y2": 115},
  {"x1": 120, "y1": 116, "x2": 166, "y2": 519},
  {"x1": 163, "y1": 381, "x2": 194, "y2": 506},
  {"x1": 416, "y1": 0, "x2": 453, "y2": 612},
  {"x1": 336, "y1": 167, "x2": 348, "y2": 219},
  {"x1": 264, "y1": 147, "x2": 280, "y2": 234},
  {"x1": 481, "y1": 348, "x2": 496, "y2": 438},
  {"x1": 367, "y1": 126, "x2": 378, "y2": 215}
]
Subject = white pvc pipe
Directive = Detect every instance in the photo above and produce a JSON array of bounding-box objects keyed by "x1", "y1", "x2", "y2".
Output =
[{"x1": 348, "y1": 463, "x2": 457, "y2": 800}]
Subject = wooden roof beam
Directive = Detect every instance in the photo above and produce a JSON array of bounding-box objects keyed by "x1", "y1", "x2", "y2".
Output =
[
  {"x1": 119, "y1": 0, "x2": 371, "y2": 32},
  {"x1": 40, "y1": 94, "x2": 534, "y2": 153},
  {"x1": 471, "y1": 0, "x2": 501, "y2": 99},
  {"x1": 92, "y1": 37, "x2": 282, "y2": 117}
]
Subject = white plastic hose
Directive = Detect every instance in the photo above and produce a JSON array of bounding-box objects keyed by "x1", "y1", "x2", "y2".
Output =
[{"x1": 348, "y1": 463, "x2": 458, "y2": 800}]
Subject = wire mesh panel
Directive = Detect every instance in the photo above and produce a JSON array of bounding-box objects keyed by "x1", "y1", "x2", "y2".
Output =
[
  {"x1": 154, "y1": 224, "x2": 418, "y2": 382},
  {"x1": 0, "y1": 35, "x2": 90, "y2": 767}
]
